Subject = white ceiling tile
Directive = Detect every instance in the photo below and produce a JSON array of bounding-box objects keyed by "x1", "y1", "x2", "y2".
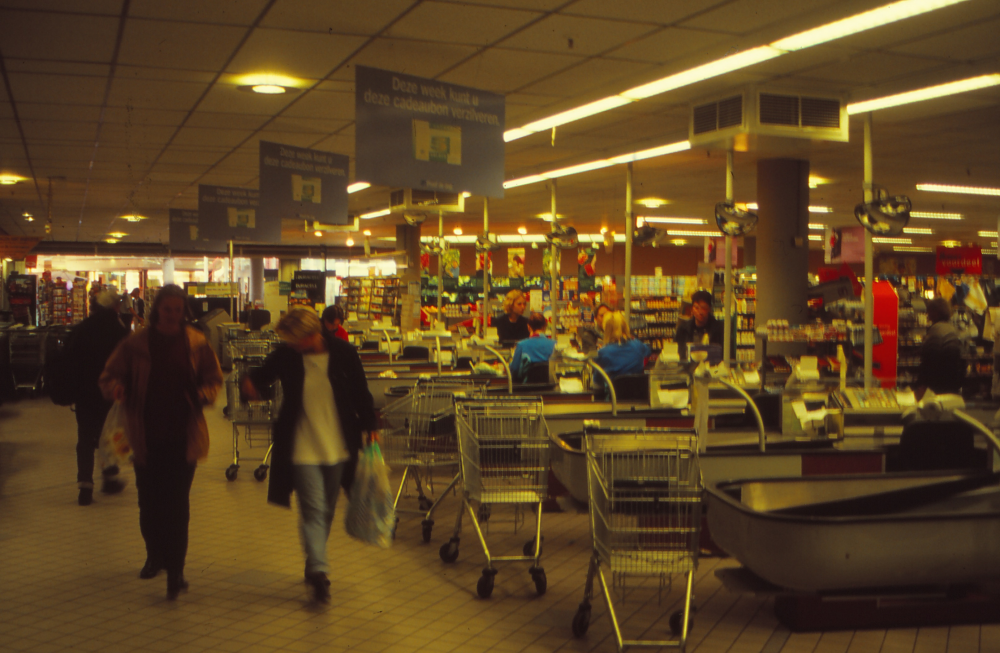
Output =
[
  {"x1": 499, "y1": 14, "x2": 657, "y2": 56},
  {"x1": 340, "y1": 39, "x2": 480, "y2": 80},
  {"x1": 118, "y1": 19, "x2": 249, "y2": 72},
  {"x1": 279, "y1": 90, "x2": 355, "y2": 121},
  {"x1": 97, "y1": 123, "x2": 178, "y2": 148},
  {"x1": 176, "y1": 84, "x2": 287, "y2": 115},
  {"x1": 102, "y1": 106, "x2": 189, "y2": 126},
  {"x1": 443, "y1": 0, "x2": 566, "y2": 9},
  {"x1": 438, "y1": 48, "x2": 582, "y2": 93},
  {"x1": 7, "y1": 73, "x2": 109, "y2": 106},
  {"x1": 128, "y1": 0, "x2": 271, "y2": 26},
  {"x1": 157, "y1": 149, "x2": 230, "y2": 166},
  {"x1": 106, "y1": 76, "x2": 210, "y2": 110},
  {"x1": 604, "y1": 27, "x2": 732, "y2": 65},
  {"x1": 0, "y1": 1, "x2": 122, "y2": 13},
  {"x1": 269, "y1": 116, "x2": 351, "y2": 136},
  {"x1": 4, "y1": 60, "x2": 111, "y2": 77},
  {"x1": 516, "y1": 58, "x2": 660, "y2": 102},
  {"x1": 225, "y1": 28, "x2": 370, "y2": 80},
  {"x1": 168, "y1": 125, "x2": 248, "y2": 149},
  {"x1": 262, "y1": 0, "x2": 415, "y2": 34},
  {"x1": 890, "y1": 17, "x2": 1000, "y2": 62},
  {"x1": 799, "y1": 52, "x2": 948, "y2": 86},
  {"x1": 386, "y1": 1, "x2": 542, "y2": 47},
  {"x1": 681, "y1": 0, "x2": 843, "y2": 35},
  {"x1": 0, "y1": 9, "x2": 121, "y2": 61},
  {"x1": 185, "y1": 112, "x2": 271, "y2": 131},
  {"x1": 564, "y1": 0, "x2": 723, "y2": 25},
  {"x1": 18, "y1": 120, "x2": 96, "y2": 144}
]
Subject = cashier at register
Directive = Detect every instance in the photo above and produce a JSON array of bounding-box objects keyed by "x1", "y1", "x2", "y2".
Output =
[
  {"x1": 509, "y1": 312, "x2": 555, "y2": 383},
  {"x1": 674, "y1": 289, "x2": 724, "y2": 359},
  {"x1": 914, "y1": 298, "x2": 965, "y2": 400}
]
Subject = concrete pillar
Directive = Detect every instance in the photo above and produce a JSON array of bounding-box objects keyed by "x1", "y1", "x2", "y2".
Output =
[
  {"x1": 249, "y1": 257, "x2": 265, "y2": 302},
  {"x1": 743, "y1": 236, "x2": 756, "y2": 267},
  {"x1": 279, "y1": 259, "x2": 299, "y2": 283},
  {"x1": 755, "y1": 158, "x2": 809, "y2": 355},
  {"x1": 163, "y1": 258, "x2": 175, "y2": 285}
]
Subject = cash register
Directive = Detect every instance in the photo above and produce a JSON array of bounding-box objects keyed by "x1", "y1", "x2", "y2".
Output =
[{"x1": 826, "y1": 387, "x2": 914, "y2": 440}]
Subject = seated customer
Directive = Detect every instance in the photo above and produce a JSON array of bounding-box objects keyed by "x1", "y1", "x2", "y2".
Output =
[
  {"x1": 321, "y1": 305, "x2": 350, "y2": 342},
  {"x1": 595, "y1": 312, "x2": 652, "y2": 380},
  {"x1": 674, "y1": 289, "x2": 723, "y2": 360},
  {"x1": 577, "y1": 303, "x2": 611, "y2": 353},
  {"x1": 509, "y1": 312, "x2": 555, "y2": 383}
]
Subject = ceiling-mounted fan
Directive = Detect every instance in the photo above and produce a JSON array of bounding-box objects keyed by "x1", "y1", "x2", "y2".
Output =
[
  {"x1": 544, "y1": 223, "x2": 579, "y2": 249},
  {"x1": 632, "y1": 224, "x2": 667, "y2": 247},
  {"x1": 476, "y1": 232, "x2": 501, "y2": 253},
  {"x1": 715, "y1": 201, "x2": 758, "y2": 237},
  {"x1": 854, "y1": 186, "x2": 911, "y2": 236}
]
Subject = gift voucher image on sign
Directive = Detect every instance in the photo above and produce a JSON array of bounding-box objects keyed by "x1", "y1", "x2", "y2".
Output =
[
  {"x1": 355, "y1": 66, "x2": 505, "y2": 198},
  {"x1": 259, "y1": 141, "x2": 349, "y2": 226},
  {"x1": 168, "y1": 208, "x2": 226, "y2": 252},
  {"x1": 198, "y1": 185, "x2": 271, "y2": 242}
]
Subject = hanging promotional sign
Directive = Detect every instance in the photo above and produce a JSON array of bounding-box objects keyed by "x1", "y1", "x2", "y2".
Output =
[
  {"x1": 354, "y1": 66, "x2": 506, "y2": 198},
  {"x1": 168, "y1": 208, "x2": 227, "y2": 252},
  {"x1": 578, "y1": 246, "x2": 597, "y2": 292},
  {"x1": 705, "y1": 237, "x2": 738, "y2": 268},
  {"x1": 828, "y1": 226, "x2": 865, "y2": 264},
  {"x1": 442, "y1": 249, "x2": 460, "y2": 279},
  {"x1": 198, "y1": 185, "x2": 271, "y2": 243},
  {"x1": 936, "y1": 246, "x2": 981, "y2": 275},
  {"x1": 507, "y1": 248, "x2": 525, "y2": 279},
  {"x1": 259, "y1": 141, "x2": 350, "y2": 227}
]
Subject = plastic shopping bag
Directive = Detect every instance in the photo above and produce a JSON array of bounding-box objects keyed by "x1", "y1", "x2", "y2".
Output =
[
  {"x1": 345, "y1": 442, "x2": 395, "y2": 548},
  {"x1": 99, "y1": 401, "x2": 132, "y2": 467}
]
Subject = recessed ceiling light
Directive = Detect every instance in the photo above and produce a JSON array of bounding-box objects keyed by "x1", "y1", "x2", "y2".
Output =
[
  {"x1": 911, "y1": 211, "x2": 962, "y2": 220},
  {"x1": 363, "y1": 230, "x2": 372, "y2": 236},
  {"x1": 461, "y1": 192, "x2": 472, "y2": 198},
  {"x1": 941, "y1": 240, "x2": 961, "y2": 247},
  {"x1": 641, "y1": 217, "x2": 708, "y2": 225},
  {"x1": 252, "y1": 84, "x2": 286, "y2": 94},
  {"x1": 917, "y1": 183, "x2": 1000, "y2": 196},
  {"x1": 848, "y1": 74, "x2": 1000, "y2": 114},
  {"x1": 453, "y1": 227, "x2": 463, "y2": 235},
  {"x1": 122, "y1": 214, "x2": 146, "y2": 222},
  {"x1": 902, "y1": 227, "x2": 933, "y2": 234},
  {"x1": 636, "y1": 198, "x2": 668, "y2": 208},
  {"x1": 517, "y1": 227, "x2": 527, "y2": 235},
  {"x1": 808, "y1": 206, "x2": 832, "y2": 213},
  {"x1": 808, "y1": 176, "x2": 830, "y2": 188},
  {"x1": 0, "y1": 174, "x2": 25, "y2": 185},
  {"x1": 894, "y1": 246, "x2": 934, "y2": 252},
  {"x1": 873, "y1": 237, "x2": 912, "y2": 244},
  {"x1": 105, "y1": 238, "x2": 119, "y2": 244},
  {"x1": 666, "y1": 229, "x2": 717, "y2": 237},
  {"x1": 744, "y1": 202, "x2": 759, "y2": 210},
  {"x1": 535, "y1": 213, "x2": 564, "y2": 221},
  {"x1": 346, "y1": 238, "x2": 355, "y2": 247},
  {"x1": 359, "y1": 209, "x2": 390, "y2": 220},
  {"x1": 978, "y1": 231, "x2": 998, "y2": 238},
  {"x1": 314, "y1": 230, "x2": 323, "y2": 237},
  {"x1": 108, "y1": 232, "x2": 127, "y2": 239},
  {"x1": 347, "y1": 182, "x2": 371, "y2": 193},
  {"x1": 671, "y1": 239, "x2": 687, "y2": 246}
]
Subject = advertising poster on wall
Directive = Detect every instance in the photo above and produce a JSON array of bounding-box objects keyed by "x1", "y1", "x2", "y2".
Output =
[
  {"x1": 354, "y1": 66, "x2": 505, "y2": 198},
  {"x1": 168, "y1": 208, "x2": 227, "y2": 252},
  {"x1": 198, "y1": 185, "x2": 271, "y2": 243},
  {"x1": 828, "y1": 226, "x2": 865, "y2": 264},
  {"x1": 476, "y1": 250, "x2": 492, "y2": 277},
  {"x1": 442, "y1": 249, "x2": 460, "y2": 279},
  {"x1": 507, "y1": 248, "x2": 525, "y2": 279},
  {"x1": 259, "y1": 141, "x2": 350, "y2": 227},
  {"x1": 578, "y1": 246, "x2": 597, "y2": 292}
]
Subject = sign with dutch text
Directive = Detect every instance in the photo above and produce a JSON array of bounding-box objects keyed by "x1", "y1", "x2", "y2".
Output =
[
  {"x1": 936, "y1": 246, "x2": 981, "y2": 275},
  {"x1": 198, "y1": 185, "x2": 270, "y2": 243},
  {"x1": 168, "y1": 208, "x2": 227, "y2": 252},
  {"x1": 354, "y1": 66, "x2": 505, "y2": 198},
  {"x1": 259, "y1": 141, "x2": 349, "y2": 227}
]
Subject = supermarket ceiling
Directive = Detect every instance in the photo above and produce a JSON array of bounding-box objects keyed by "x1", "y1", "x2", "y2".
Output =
[{"x1": 0, "y1": 0, "x2": 999, "y2": 253}]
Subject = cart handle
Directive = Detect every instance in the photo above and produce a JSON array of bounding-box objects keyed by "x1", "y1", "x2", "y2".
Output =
[
  {"x1": 952, "y1": 410, "x2": 1000, "y2": 457},
  {"x1": 467, "y1": 344, "x2": 513, "y2": 394},
  {"x1": 713, "y1": 377, "x2": 766, "y2": 453},
  {"x1": 587, "y1": 360, "x2": 617, "y2": 417}
]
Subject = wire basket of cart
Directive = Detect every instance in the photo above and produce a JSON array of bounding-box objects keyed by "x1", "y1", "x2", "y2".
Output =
[
  {"x1": 224, "y1": 334, "x2": 281, "y2": 482},
  {"x1": 438, "y1": 396, "x2": 550, "y2": 599},
  {"x1": 9, "y1": 328, "x2": 45, "y2": 394},
  {"x1": 571, "y1": 429, "x2": 703, "y2": 652},
  {"x1": 380, "y1": 377, "x2": 489, "y2": 542}
]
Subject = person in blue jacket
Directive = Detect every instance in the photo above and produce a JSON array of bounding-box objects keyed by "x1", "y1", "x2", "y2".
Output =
[
  {"x1": 509, "y1": 312, "x2": 555, "y2": 383},
  {"x1": 595, "y1": 311, "x2": 651, "y2": 380}
]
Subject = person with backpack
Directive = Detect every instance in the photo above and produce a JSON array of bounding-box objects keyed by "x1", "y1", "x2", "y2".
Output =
[{"x1": 58, "y1": 288, "x2": 130, "y2": 506}]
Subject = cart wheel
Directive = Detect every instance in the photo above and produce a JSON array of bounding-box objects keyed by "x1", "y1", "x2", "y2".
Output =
[
  {"x1": 225, "y1": 465, "x2": 238, "y2": 481},
  {"x1": 530, "y1": 567, "x2": 546, "y2": 596},
  {"x1": 522, "y1": 537, "x2": 544, "y2": 557},
  {"x1": 477, "y1": 503, "x2": 491, "y2": 523},
  {"x1": 253, "y1": 465, "x2": 268, "y2": 482},
  {"x1": 477, "y1": 570, "x2": 495, "y2": 599},
  {"x1": 421, "y1": 519, "x2": 434, "y2": 543},
  {"x1": 669, "y1": 610, "x2": 694, "y2": 636},
  {"x1": 223, "y1": 405, "x2": 230, "y2": 418},
  {"x1": 418, "y1": 496, "x2": 433, "y2": 512},
  {"x1": 572, "y1": 605, "x2": 591, "y2": 637},
  {"x1": 439, "y1": 538, "x2": 460, "y2": 563}
]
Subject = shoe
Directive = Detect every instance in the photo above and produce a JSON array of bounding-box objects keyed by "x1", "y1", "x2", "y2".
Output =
[
  {"x1": 305, "y1": 572, "x2": 330, "y2": 603},
  {"x1": 166, "y1": 572, "x2": 189, "y2": 600},
  {"x1": 78, "y1": 488, "x2": 93, "y2": 506},
  {"x1": 101, "y1": 478, "x2": 126, "y2": 494},
  {"x1": 140, "y1": 558, "x2": 162, "y2": 580}
]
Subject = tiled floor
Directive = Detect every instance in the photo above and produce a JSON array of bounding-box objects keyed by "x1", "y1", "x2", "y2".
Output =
[{"x1": 1, "y1": 391, "x2": 998, "y2": 653}]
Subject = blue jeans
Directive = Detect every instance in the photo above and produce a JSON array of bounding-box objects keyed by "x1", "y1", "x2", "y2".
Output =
[{"x1": 292, "y1": 463, "x2": 345, "y2": 576}]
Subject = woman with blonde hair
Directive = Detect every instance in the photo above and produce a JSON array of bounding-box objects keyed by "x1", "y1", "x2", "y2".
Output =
[
  {"x1": 496, "y1": 289, "x2": 529, "y2": 342},
  {"x1": 595, "y1": 311, "x2": 651, "y2": 380},
  {"x1": 242, "y1": 307, "x2": 377, "y2": 603}
]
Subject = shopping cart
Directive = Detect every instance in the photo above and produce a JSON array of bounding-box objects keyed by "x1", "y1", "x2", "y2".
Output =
[
  {"x1": 9, "y1": 328, "x2": 45, "y2": 394},
  {"x1": 380, "y1": 377, "x2": 488, "y2": 542},
  {"x1": 225, "y1": 334, "x2": 281, "y2": 481},
  {"x1": 572, "y1": 429, "x2": 702, "y2": 652},
  {"x1": 439, "y1": 397, "x2": 550, "y2": 599}
]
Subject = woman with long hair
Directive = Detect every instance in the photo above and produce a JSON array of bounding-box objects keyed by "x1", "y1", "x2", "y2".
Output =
[
  {"x1": 595, "y1": 311, "x2": 652, "y2": 380},
  {"x1": 100, "y1": 284, "x2": 223, "y2": 599},
  {"x1": 496, "y1": 289, "x2": 529, "y2": 342}
]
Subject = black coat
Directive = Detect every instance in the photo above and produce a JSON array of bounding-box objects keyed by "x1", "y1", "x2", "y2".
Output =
[
  {"x1": 249, "y1": 334, "x2": 377, "y2": 507},
  {"x1": 63, "y1": 306, "x2": 130, "y2": 406}
]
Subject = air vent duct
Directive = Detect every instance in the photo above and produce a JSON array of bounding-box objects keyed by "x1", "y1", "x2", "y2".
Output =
[{"x1": 690, "y1": 88, "x2": 848, "y2": 148}]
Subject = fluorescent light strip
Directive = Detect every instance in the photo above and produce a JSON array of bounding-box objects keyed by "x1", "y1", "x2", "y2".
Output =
[
  {"x1": 502, "y1": 0, "x2": 970, "y2": 142},
  {"x1": 873, "y1": 237, "x2": 912, "y2": 244},
  {"x1": 808, "y1": 223, "x2": 825, "y2": 230},
  {"x1": 918, "y1": 183, "x2": 1000, "y2": 196},
  {"x1": 503, "y1": 140, "x2": 690, "y2": 189},
  {"x1": 985, "y1": 249, "x2": 998, "y2": 255},
  {"x1": 359, "y1": 209, "x2": 390, "y2": 220},
  {"x1": 902, "y1": 227, "x2": 933, "y2": 234},
  {"x1": 978, "y1": 231, "x2": 998, "y2": 238},
  {"x1": 347, "y1": 182, "x2": 370, "y2": 193},
  {"x1": 666, "y1": 230, "x2": 719, "y2": 237},
  {"x1": 911, "y1": 211, "x2": 962, "y2": 220},
  {"x1": 894, "y1": 246, "x2": 934, "y2": 252},
  {"x1": 640, "y1": 217, "x2": 708, "y2": 225},
  {"x1": 847, "y1": 74, "x2": 1000, "y2": 114},
  {"x1": 808, "y1": 234, "x2": 823, "y2": 241},
  {"x1": 808, "y1": 206, "x2": 832, "y2": 213}
]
